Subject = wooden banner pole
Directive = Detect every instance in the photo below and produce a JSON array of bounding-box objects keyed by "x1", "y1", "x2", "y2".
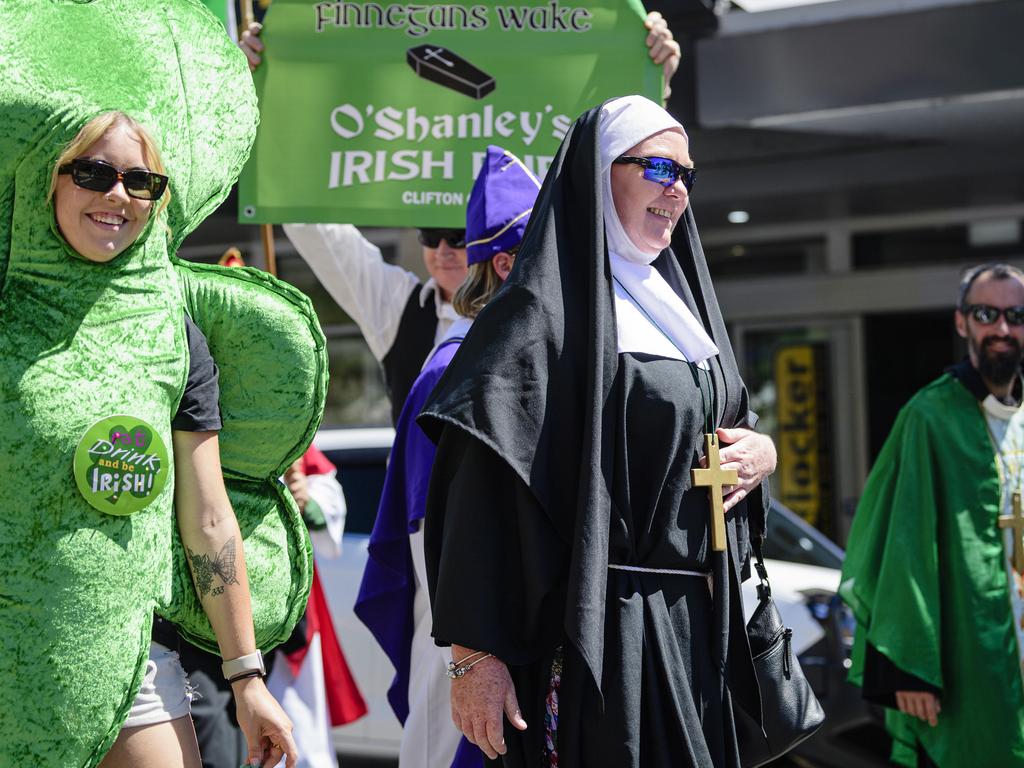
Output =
[{"x1": 238, "y1": 0, "x2": 277, "y2": 276}]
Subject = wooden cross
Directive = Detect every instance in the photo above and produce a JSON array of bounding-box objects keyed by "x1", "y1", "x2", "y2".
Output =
[
  {"x1": 999, "y1": 491, "x2": 1024, "y2": 573},
  {"x1": 691, "y1": 433, "x2": 738, "y2": 552}
]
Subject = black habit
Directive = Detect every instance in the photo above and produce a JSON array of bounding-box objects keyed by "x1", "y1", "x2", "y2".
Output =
[{"x1": 419, "y1": 103, "x2": 769, "y2": 768}]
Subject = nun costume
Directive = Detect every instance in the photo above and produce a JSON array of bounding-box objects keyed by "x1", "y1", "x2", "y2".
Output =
[{"x1": 419, "y1": 97, "x2": 771, "y2": 768}]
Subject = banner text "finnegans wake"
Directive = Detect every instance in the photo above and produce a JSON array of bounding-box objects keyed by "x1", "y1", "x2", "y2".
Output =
[{"x1": 314, "y1": 2, "x2": 594, "y2": 37}]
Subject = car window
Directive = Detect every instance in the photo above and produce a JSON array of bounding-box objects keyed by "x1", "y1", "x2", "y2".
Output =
[
  {"x1": 763, "y1": 506, "x2": 844, "y2": 570},
  {"x1": 323, "y1": 448, "x2": 388, "y2": 536}
]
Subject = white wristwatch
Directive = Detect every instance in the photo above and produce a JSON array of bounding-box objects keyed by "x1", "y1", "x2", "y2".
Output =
[{"x1": 221, "y1": 650, "x2": 265, "y2": 682}]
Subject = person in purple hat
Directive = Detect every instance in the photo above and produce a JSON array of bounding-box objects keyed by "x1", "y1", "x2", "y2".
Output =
[{"x1": 354, "y1": 145, "x2": 541, "y2": 768}]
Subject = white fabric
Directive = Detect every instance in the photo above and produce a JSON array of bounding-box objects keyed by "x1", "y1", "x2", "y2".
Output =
[
  {"x1": 984, "y1": 393, "x2": 1022, "y2": 420},
  {"x1": 307, "y1": 469, "x2": 347, "y2": 559},
  {"x1": 983, "y1": 400, "x2": 1024, "y2": 666},
  {"x1": 422, "y1": 316, "x2": 475, "y2": 370},
  {"x1": 267, "y1": 634, "x2": 339, "y2": 768},
  {"x1": 122, "y1": 642, "x2": 192, "y2": 729},
  {"x1": 611, "y1": 255, "x2": 717, "y2": 365},
  {"x1": 597, "y1": 96, "x2": 719, "y2": 365},
  {"x1": 283, "y1": 223, "x2": 456, "y2": 361},
  {"x1": 404, "y1": 525, "x2": 464, "y2": 768}
]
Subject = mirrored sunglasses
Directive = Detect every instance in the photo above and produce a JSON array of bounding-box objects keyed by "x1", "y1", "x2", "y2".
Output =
[
  {"x1": 58, "y1": 158, "x2": 168, "y2": 201},
  {"x1": 613, "y1": 155, "x2": 696, "y2": 192},
  {"x1": 963, "y1": 303, "x2": 1024, "y2": 326},
  {"x1": 417, "y1": 228, "x2": 466, "y2": 249}
]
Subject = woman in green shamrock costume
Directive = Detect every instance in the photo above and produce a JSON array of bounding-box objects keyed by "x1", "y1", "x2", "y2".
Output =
[{"x1": 0, "y1": 2, "x2": 325, "y2": 766}]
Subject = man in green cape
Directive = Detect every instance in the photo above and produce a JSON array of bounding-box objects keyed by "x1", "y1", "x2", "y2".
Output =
[{"x1": 840, "y1": 263, "x2": 1024, "y2": 767}]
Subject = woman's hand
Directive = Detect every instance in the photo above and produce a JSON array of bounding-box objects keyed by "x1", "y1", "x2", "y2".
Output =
[
  {"x1": 643, "y1": 11, "x2": 682, "y2": 103},
  {"x1": 239, "y1": 21, "x2": 264, "y2": 72},
  {"x1": 232, "y1": 676, "x2": 299, "y2": 767},
  {"x1": 710, "y1": 427, "x2": 777, "y2": 512},
  {"x1": 283, "y1": 459, "x2": 309, "y2": 513},
  {"x1": 449, "y1": 645, "x2": 527, "y2": 760}
]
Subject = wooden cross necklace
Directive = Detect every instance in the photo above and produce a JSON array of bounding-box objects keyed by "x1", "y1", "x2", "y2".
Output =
[
  {"x1": 978, "y1": 403, "x2": 1024, "y2": 573},
  {"x1": 689, "y1": 364, "x2": 736, "y2": 552},
  {"x1": 985, "y1": 404, "x2": 1024, "y2": 572},
  {"x1": 610, "y1": 276, "x2": 733, "y2": 551},
  {"x1": 1000, "y1": 493, "x2": 1024, "y2": 573}
]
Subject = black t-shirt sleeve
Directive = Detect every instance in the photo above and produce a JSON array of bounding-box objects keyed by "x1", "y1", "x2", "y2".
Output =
[{"x1": 172, "y1": 313, "x2": 223, "y2": 432}]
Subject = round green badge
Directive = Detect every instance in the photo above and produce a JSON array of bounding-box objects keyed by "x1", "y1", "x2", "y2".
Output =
[{"x1": 73, "y1": 415, "x2": 170, "y2": 516}]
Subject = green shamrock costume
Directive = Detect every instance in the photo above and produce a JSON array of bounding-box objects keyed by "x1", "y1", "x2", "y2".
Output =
[{"x1": 0, "y1": 2, "x2": 325, "y2": 765}]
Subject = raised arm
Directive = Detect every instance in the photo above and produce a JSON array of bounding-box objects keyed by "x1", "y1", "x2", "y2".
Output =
[{"x1": 283, "y1": 223, "x2": 421, "y2": 361}]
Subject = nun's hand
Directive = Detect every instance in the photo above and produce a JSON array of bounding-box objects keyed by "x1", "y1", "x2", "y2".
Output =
[
  {"x1": 449, "y1": 645, "x2": 527, "y2": 760},
  {"x1": 644, "y1": 11, "x2": 682, "y2": 103},
  {"x1": 704, "y1": 427, "x2": 777, "y2": 512}
]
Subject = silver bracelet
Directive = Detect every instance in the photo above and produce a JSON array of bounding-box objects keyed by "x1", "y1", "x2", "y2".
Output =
[{"x1": 446, "y1": 652, "x2": 494, "y2": 679}]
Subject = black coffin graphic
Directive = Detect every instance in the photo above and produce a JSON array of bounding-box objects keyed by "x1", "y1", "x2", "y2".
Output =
[{"x1": 406, "y1": 45, "x2": 496, "y2": 100}]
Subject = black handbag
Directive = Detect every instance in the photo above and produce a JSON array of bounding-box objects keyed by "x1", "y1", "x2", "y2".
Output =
[{"x1": 735, "y1": 538, "x2": 826, "y2": 768}]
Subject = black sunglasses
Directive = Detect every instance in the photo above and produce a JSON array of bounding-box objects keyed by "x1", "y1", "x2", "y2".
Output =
[
  {"x1": 613, "y1": 155, "x2": 696, "y2": 192},
  {"x1": 417, "y1": 228, "x2": 466, "y2": 249},
  {"x1": 962, "y1": 303, "x2": 1024, "y2": 326},
  {"x1": 58, "y1": 158, "x2": 168, "y2": 201}
]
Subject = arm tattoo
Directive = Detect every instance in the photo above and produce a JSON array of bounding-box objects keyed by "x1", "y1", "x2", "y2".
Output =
[{"x1": 187, "y1": 537, "x2": 240, "y2": 598}]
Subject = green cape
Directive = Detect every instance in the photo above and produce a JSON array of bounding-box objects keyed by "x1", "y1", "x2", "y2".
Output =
[
  {"x1": 839, "y1": 372, "x2": 1024, "y2": 766},
  {"x1": 0, "y1": 2, "x2": 324, "y2": 764}
]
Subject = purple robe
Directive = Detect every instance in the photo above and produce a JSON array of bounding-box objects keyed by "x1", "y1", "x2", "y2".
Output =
[{"x1": 354, "y1": 335, "x2": 482, "y2": 768}]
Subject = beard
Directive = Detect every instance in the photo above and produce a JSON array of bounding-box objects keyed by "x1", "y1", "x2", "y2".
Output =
[{"x1": 973, "y1": 334, "x2": 1024, "y2": 385}]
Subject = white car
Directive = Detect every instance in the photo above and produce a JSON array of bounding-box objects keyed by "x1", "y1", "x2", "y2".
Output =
[{"x1": 313, "y1": 428, "x2": 878, "y2": 767}]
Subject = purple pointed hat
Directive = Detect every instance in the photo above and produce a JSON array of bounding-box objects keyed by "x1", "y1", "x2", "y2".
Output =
[{"x1": 466, "y1": 145, "x2": 542, "y2": 265}]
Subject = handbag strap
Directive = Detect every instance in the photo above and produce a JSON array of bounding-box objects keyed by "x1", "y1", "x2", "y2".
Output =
[{"x1": 751, "y1": 534, "x2": 773, "y2": 601}]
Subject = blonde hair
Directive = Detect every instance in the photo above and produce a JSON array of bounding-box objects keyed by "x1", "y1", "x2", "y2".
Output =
[
  {"x1": 453, "y1": 260, "x2": 504, "y2": 319},
  {"x1": 48, "y1": 111, "x2": 171, "y2": 222}
]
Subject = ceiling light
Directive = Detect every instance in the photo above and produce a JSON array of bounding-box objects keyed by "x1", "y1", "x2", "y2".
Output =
[
  {"x1": 728, "y1": 210, "x2": 750, "y2": 224},
  {"x1": 733, "y1": 0, "x2": 843, "y2": 12}
]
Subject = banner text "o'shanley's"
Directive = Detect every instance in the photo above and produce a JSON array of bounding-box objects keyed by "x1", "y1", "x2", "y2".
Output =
[{"x1": 330, "y1": 104, "x2": 570, "y2": 148}]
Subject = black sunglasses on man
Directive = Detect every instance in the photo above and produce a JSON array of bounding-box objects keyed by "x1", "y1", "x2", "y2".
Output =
[{"x1": 417, "y1": 229, "x2": 466, "y2": 249}]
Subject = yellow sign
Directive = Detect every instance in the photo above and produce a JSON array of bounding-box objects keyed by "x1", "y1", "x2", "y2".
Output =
[{"x1": 775, "y1": 345, "x2": 823, "y2": 526}]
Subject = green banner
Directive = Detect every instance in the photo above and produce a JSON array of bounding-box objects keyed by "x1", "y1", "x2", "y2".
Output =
[
  {"x1": 238, "y1": 0, "x2": 661, "y2": 227},
  {"x1": 199, "y1": 0, "x2": 235, "y2": 33}
]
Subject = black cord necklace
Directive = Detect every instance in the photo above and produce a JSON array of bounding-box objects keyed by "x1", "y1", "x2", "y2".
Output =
[{"x1": 611, "y1": 274, "x2": 732, "y2": 551}]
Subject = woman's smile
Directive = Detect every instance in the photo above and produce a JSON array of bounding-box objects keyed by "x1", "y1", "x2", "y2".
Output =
[{"x1": 85, "y1": 210, "x2": 131, "y2": 229}]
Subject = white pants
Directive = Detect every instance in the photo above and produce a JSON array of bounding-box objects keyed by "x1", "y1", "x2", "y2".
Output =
[{"x1": 400, "y1": 526, "x2": 464, "y2": 768}]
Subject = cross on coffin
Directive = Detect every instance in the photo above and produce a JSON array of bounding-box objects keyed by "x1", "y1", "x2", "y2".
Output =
[
  {"x1": 999, "y1": 491, "x2": 1024, "y2": 573},
  {"x1": 691, "y1": 433, "x2": 738, "y2": 552}
]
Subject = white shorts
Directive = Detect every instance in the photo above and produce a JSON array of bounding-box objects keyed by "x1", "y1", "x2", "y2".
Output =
[{"x1": 122, "y1": 642, "x2": 194, "y2": 729}]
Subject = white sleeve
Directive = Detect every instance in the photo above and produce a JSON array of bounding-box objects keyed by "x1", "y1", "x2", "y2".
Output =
[
  {"x1": 306, "y1": 470, "x2": 347, "y2": 559},
  {"x1": 283, "y1": 222, "x2": 422, "y2": 361}
]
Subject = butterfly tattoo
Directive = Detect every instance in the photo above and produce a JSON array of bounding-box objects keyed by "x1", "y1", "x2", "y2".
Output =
[{"x1": 187, "y1": 538, "x2": 240, "y2": 597}]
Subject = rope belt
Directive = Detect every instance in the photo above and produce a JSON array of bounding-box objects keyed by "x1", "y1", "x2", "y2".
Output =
[{"x1": 608, "y1": 563, "x2": 709, "y2": 577}]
